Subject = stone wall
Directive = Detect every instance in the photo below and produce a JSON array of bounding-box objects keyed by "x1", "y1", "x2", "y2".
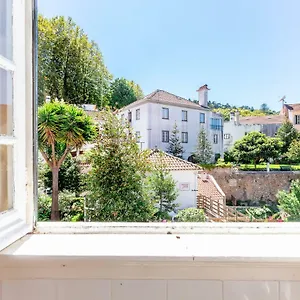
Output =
[{"x1": 205, "y1": 167, "x2": 300, "y2": 203}]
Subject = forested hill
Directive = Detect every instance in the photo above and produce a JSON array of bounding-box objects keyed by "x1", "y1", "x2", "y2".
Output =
[{"x1": 207, "y1": 101, "x2": 278, "y2": 121}]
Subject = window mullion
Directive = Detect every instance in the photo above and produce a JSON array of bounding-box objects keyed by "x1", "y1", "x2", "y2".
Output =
[
  {"x1": 0, "y1": 136, "x2": 17, "y2": 145},
  {"x1": 0, "y1": 55, "x2": 15, "y2": 71}
]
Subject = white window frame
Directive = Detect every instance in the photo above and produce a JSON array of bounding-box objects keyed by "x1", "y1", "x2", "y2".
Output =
[
  {"x1": 0, "y1": 0, "x2": 34, "y2": 251},
  {"x1": 200, "y1": 112, "x2": 205, "y2": 123},
  {"x1": 181, "y1": 131, "x2": 188, "y2": 143},
  {"x1": 136, "y1": 108, "x2": 140, "y2": 120},
  {"x1": 224, "y1": 133, "x2": 231, "y2": 139},
  {"x1": 162, "y1": 107, "x2": 169, "y2": 119},
  {"x1": 182, "y1": 110, "x2": 188, "y2": 121},
  {"x1": 162, "y1": 130, "x2": 169, "y2": 143},
  {"x1": 213, "y1": 134, "x2": 218, "y2": 144}
]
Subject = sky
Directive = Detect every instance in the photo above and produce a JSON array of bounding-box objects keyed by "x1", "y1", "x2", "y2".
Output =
[{"x1": 38, "y1": 0, "x2": 300, "y2": 111}]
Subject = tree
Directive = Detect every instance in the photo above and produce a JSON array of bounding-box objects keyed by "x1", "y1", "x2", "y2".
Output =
[
  {"x1": 106, "y1": 78, "x2": 138, "y2": 109},
  {"x1": 194, "y1": 127, "x2": 213, "y2": 164},
  {"x1": 147, "y1": 153, "x2": 179, "y2": 219},
  {"x1": 86, "y1": 109, "x2": 155, "y2": 221},
  {"x1": 277, "y1": 180, "x2": 300, "y2": 221},
  {"x1": 260, "y1": 103, "x2": 269, "y2": 113},
  {"x1": 286, "y1": 140, "x2": 300, "y2": 163},
  {"x1": 230, "y1": 132, "x2": 283, "y2": 167},
  {"x1": 43, "y1": 155, "x2": 84, "y2": 195},
  {"x1": 276, "y1": 120, "x2": 299, "y2": 153},
  {"x1": 167, "y1": 123, "x2": 184, "y2": 158},
  {"x1": 38, "y1": 101, "x2": 97, "y2": 220},
  {"x1": 128, "y1": 80, "x2": 144, "y2": 100},
  {"x1": 38, "y1": 15, "x2": 112, "y2": 107}
]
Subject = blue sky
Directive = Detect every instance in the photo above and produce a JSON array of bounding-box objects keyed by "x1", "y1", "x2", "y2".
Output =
[{"x1": 38, "y1": 0, "x2": 300, "y2": 111}]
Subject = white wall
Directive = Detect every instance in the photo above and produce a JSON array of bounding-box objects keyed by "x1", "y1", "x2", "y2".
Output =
[
  {"x1": 223, "y1": 120, "x2": 261, "y2": 152},
  {"x1": 120, "y1": 102, "x2": 224, "y2": 160},
  {"x1": 170, "y1": 170, "x2": 198, "y2": 209}
]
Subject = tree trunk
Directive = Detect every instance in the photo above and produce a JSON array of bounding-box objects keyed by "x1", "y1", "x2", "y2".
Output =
[{"x1": 51, "y1": 167, "x2": 60, "y2": 221}]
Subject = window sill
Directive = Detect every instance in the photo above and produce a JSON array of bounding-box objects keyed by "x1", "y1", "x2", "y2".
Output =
[{"x1": 2, "y1": 223, "x2": 300, "y2": 280}]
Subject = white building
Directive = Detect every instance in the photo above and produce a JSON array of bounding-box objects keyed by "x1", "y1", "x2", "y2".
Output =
[
  {"x1": 223, "y1": 111, "x2": 284, "y2": 151},
  {"x1": 118, "y1": 85, "x2": 224, "y2": 161}
]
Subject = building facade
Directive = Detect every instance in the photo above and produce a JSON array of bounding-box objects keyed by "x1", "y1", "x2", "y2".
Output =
[
  {"x1": 281, "y1": 103, "x2": 300, "y2": 130},
  {"x1": 223, "y1": 111, "x2": 284, "y2": 151},
  {"x1": 118, "y1": 85, "x2": 224, "y2": 161}
]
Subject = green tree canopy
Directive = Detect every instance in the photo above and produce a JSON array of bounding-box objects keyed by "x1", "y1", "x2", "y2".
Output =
[
  {"x1": 106, "y1": 78, "x2": 140, "y2": 109},
  {"x1": 286, "y1": 140, "x2": 300, "y2": 163},
  {"x1": 276, "y1": 120, "x2": 299, "y2": 153},
  {"x1": 167, "y1": 123, "x2": 184, "y2": 158},
  {"x1": 38, "y1": 101, "x2": 97, "y2": 220},
  {"x1": 194, "y1": 127, "x2": 213, "y2": 164},
  {"x1": 38, "y1": 15, "x2": 112, "y2": 107},
  {"x1": 147, "y1": 152, "x2": 179, "y2": 219},
  {"x1": 86, "y1": 109, "x2": 154, "y2": 222},
  {"x1": 230, "y1": 131, "x2": 283, "y2": 166}
]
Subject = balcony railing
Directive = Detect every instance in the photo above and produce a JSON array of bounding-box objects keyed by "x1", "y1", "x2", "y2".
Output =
[{"x1": 210, "y1": 125, "x2": 223, "y2": 131}]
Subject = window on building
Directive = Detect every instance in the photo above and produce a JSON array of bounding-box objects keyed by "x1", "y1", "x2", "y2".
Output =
[
  {"x1": 224, "y1": 133, "x2": 231, "y2": 139},
  {"x1": 200, "y1": 113, "x2": 206, "y2": 123},
  {"x1": 182, "y1": 132, "x2": 188, "y2": 143},
  {"x1": 210, "y1": 118, "x2": 222, "y2": 130},
  {"x1": 295, "y1": 115, "x2": 300, "y2": 125},
  {"x1": 0, "y1": 0, "x2": 34, "y2": 251},
  {"x1": 135, "y1": 131, "x2": 141, "y2": 142},
  {"x1": 182, "y1": 110, "x2": 188, "y2": 121},
  {"x1": 213, "y1": 134, "x2": 218, "y2": 144},
  {"x1": 136, "y1": 109, "x2": 140, "y2": 120},
  {"x1": 162, "y1": 107, "x2": 169, "y2": 119},
  {"x1": 128, "y1": 111, "x2": 132, "y2": 122},
  {"x1": 162, "y1": 130, "x2": 169, "y2": 142}
]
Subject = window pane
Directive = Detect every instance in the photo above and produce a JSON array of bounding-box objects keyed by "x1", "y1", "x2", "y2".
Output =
[
  {"x1": 0, "y1": 0, "x2": 12, "y2": 60},
  {"x1": 0, "y1": 68, "x2": 13, "y2": 135},
  {"x1": 0, "y1": 144, "x2": 13, "y2": 212}
]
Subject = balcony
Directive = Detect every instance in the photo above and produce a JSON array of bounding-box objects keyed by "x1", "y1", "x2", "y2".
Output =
[{"x1": 210, "y1": 125, "x2": 223, "y2": 131}]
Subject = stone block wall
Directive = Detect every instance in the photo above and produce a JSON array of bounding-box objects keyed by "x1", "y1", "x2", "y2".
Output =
[{"x1": 205, "y1": 167, "x2": 300, "y2": 203}]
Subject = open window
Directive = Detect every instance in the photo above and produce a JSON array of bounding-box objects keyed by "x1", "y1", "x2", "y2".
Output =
[{"x1": 0, "y1": 0, "x2": 35, "y2": 251}]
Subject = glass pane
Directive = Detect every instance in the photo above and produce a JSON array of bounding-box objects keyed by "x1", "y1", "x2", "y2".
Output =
[
  {"x1": 0, "y1": 0, "x2": 12, "y2": 59},
  {"x1": 0, "y1": 68, "x2": 13, "y2": 135},
  {"x1": 0, "y1": 145, "x2": 13, "y2": 212}
]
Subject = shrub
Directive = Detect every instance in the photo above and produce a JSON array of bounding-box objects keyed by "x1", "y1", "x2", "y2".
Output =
[
  {"x1": 176, "y1": 208, "x2": 206, "y2": 222},
  {"x1": 38, "y1": 192, "x2": 84, "y2": 221},
  {"x1": 277, "y1": 179, "x2": 300, "y2": 221},
  {"x1": 237, "y1": 206, "x2": 277, "y2": 220}
]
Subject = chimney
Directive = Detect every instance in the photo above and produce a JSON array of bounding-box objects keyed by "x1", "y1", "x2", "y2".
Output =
[
  {"x1": 196, "y1": 84, "x2": 210, "y2": 107},
  {"x1": 229, "y1": 111, "x2": 235, "y2": 122},
  {"x1": 234, "y1": 110, "x2": 240, "y2": 125}
]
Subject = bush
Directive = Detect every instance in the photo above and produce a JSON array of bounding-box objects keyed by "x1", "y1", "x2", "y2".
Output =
[
  {"x1": 237, "y1": 206, "x2": 277, "y2": 220},
  {"x1": 176, "y1": 208, "x2": 206, "y2": 222},
  {"x1": 38, "y1": 192, "x2": 84, "y2": 221},
  {"x1": 277, "y1": 179, "x2": 300, "y2": 221}
]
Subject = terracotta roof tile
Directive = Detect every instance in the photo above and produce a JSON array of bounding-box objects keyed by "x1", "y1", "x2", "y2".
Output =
[
  {"x1": 120, "y1": 89, "x2": 210, "y2": 111},
  {"x1": 148, "y1": 150, "x2": 202, "y2": 171},
  {"x1": 198, "y1": 174, "x2": 224, "y2": 202},
  {"x1": 284, "y1": 103, "x2": 300, "y2": 110},
  {"x1": 239, "y1": 115, "x2": 285, "y2": 125}
]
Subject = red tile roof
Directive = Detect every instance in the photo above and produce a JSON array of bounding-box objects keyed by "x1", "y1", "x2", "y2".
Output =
[{"x1": 239, "y1": 115, "x2": 285, "y2": 125}]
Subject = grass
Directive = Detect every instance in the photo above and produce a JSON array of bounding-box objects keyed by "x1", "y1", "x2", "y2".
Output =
[{"x1": 239, "y1": 163, "x2": 300, "y2": 171}]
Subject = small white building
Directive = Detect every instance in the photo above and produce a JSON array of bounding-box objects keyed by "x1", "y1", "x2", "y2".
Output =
[
  {"x1": 148, "y1": 150, "x2": 202, "y2": 210},
  {"x1": 117, "y1": 85, "x2": 224, "y2": 161},
  {"x1": 223, "y1": 111, "x2": 284, "y2": 151}
]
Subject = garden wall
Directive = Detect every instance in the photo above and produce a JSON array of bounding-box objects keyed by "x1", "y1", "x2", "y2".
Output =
[{"x1": 205, "y1": 168, "x2": 300, "y2": 203}]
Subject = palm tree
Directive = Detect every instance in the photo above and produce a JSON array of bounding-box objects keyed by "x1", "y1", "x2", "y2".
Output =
[{"x1": 38, "y1": 101, "x2": 97, "y2": 220}]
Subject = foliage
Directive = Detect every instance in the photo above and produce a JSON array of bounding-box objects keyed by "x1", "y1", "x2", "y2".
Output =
[
  {"x1": 167, "y1": 123, "x2": 184, "y2": 158},
  {"x1": 260, "y1": 103, "x2": 269, "y2": 113},
  {"x1": 230, "y1": 132, "x2": 283, "y2": 165},
  {"x1": 194, "y1": 127, "x2": 213, "y2": 164},
  {"x1": 38, "y1": 15, "x2": 111, "y2": 107},
  {"x1": 277, "y1": 120, "x2": 299, "y2": 154},
  {"x1": 38, "y1": 101, "x2": 97, "y2": 220},
  {"x1": 147, "y1": 153, "x2": 179, "y2": 219},
  {"x1": 207, "y1": 101, "x2": 277, "y2": 121},
  {"x1": 38, "y1": 192, "x2": 84, "y2": 222},
  {"x1": 43, "y1": 155, "x2": 84, "y2": 194},
  {"x1": 128, "y1": 80, "x2": 144, "y2": 100},
  {"x1": 106, "y1": 78, "x2": 139, "y2": 109},
  {"x1": 86, "y1": 109, "x2": 155, "y2": 222},
  {"x1": 277, "y1": 180, "x2": 300, "y2": 221},
  {"x1": 176, "y1": 208, "x2": 206, "y2": 222},
  {"x1": 237, "y1": 206, "x2": 277, "y2": 220},
  {"x1": 287, "y1": 140, "x2": 300, "y2": 163},
  {"x1": 215, "y1": 158, "x2": 233, "y2": 168}
]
